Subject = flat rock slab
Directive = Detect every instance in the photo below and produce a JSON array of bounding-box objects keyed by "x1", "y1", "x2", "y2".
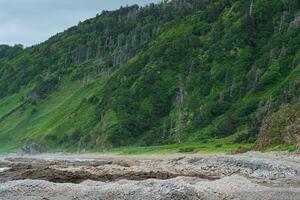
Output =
[
  {"x1": 1, "y1": 152, "x2": 300, "y2": 199},
  {"x1": 1, "y1": 175, "x2": 300, "y2": 200}
]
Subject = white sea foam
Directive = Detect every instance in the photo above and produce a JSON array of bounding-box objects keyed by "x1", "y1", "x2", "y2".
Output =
[{"x1": 0, "y1": 167, "x2": 10, "y2": 173}]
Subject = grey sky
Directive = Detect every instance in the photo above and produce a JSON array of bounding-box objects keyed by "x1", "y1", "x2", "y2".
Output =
[{"x1": 0, "y1": 0, "x2": 158, "y2": 47}]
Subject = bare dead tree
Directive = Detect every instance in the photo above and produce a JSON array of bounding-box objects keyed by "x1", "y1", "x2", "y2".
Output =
[
  {"x1": 175, "y1": 75, "x2": 185, "y2": 143},
  {"x1": 249, "y1": 0, "x2": 254, "y2": 17}
]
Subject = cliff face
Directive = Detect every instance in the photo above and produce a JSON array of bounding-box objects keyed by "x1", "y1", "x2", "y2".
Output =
[
  {"x1": 256, "y1": 103, "x2": 300, "y2": 149},
  {"x1": 0, "y1": 0, "x2": 299, "y2": 151}
]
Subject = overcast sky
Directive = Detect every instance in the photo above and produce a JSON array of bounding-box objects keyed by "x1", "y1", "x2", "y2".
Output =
[{"x1": 0, "y1": 0, "x2": 158, "y2": 47}]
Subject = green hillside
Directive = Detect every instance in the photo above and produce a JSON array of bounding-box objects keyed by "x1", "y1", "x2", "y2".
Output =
[{"x1": 0, "y1": 0, "x2": 300, "y2": 152}]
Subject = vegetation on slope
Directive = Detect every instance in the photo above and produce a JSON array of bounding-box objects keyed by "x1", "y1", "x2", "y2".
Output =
[
  {"x1": 255, "y1": 103, "x2": 300, "y2": 149},
  {"x1": 0, "y1": 0, "x2": 299, "y2": 152}
]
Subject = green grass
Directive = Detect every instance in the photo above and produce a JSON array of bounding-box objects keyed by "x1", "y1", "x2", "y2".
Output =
[
  {"x1": 264, "y1": 144, "x2": 296, "y2": 152},
  {"x1": 108, "y1": 138, "x2": 254, "y2": 155},
  {"x1": 0, "y1": 90, "x2": 26, "y2": 120},
  {"x1": 0, "y1": 77, "x2": 104, "y2": 152}
]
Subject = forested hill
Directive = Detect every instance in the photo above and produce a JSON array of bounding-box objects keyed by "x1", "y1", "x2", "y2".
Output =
[{"x1": 0, "y1": 0, "x2": 299, "y2": 152}]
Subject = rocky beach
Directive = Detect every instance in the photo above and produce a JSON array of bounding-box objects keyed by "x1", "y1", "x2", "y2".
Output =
[{"x1": 1, "y1": 152, "x2": 300, "y2": 199}]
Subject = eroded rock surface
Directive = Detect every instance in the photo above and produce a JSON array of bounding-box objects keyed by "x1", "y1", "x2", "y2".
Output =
[{"x1": 1, "y1": 152, "x2": 300, "y2": 199}]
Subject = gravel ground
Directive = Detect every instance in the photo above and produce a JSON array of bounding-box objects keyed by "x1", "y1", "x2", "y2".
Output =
[{"x1": 0, "y1": 151, "x2": 300, "y2": 199}]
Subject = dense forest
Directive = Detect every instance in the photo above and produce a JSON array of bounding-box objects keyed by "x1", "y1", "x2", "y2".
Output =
[{"x1": 0, "y1": 0, "x2": 299, "y2": 152}]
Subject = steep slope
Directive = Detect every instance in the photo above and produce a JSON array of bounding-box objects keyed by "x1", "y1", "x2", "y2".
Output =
[
  {"x1": 255, "y1": 103, "x2": 300, "y2": 149},
  {"x1": 0, "y1": 0, "x2": 300, "y2": 152}
]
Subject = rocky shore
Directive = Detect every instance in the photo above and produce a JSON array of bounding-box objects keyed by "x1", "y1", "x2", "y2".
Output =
[{"x1": 1, "y1": 152, "x2": 300, "y2": 199}]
